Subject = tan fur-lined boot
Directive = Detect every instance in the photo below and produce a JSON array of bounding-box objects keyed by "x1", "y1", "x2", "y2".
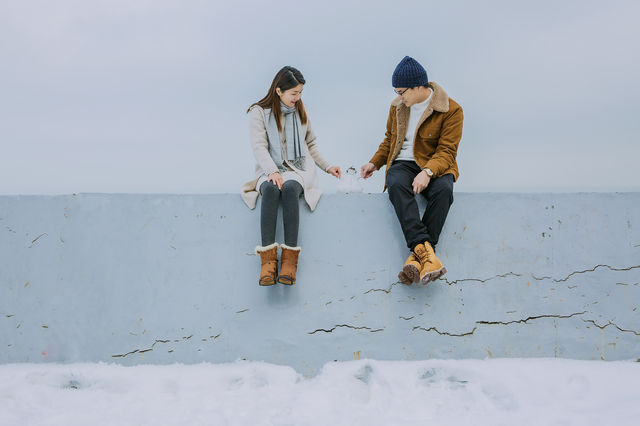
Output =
[
  {"x1": 255, "y1": 243, "x2": 279, "y2": 286},
  {"x1": 398, "y1": 252, "x2": 421, "y2": 285},
  {"x1": 413, "y1": 242, "x2": 447, "y2": 284},
  {"x1": 278, "y1": 244, "x2": 301, "y2": 285}
]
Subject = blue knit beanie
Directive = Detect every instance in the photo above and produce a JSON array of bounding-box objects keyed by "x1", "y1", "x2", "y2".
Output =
[{"x1": 392, "y1": 56, "x2": 428, "y2": 88}]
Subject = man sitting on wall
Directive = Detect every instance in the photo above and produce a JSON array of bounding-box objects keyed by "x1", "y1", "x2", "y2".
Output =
[{"x1": 361, "y1": 56, "x2": 464, "y2": 285}]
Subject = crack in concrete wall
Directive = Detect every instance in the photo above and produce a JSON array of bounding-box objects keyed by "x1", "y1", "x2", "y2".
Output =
[
  {"x1": 29, "y1": 233, "x2": 48, "y2": 247},
  {"x1": 443, "y1": 272, "x2": 522, "y2": 286},
  {"x1": 412, "y1": 326, "x2": 477, "y2": 337},
  {"x1": 582, "y1": 319, "x2": 640, "y2": 336},
  {"x1": 477, "y1": 311, "x2": 587, "y2": 326},
  {"x1": 320, "y1": 262, "x2": 640, "y2": 302},
  {"x1": 112, "y1": 333, "x2": 211, "y2": 358},
  {"x1": 532, "y1": 264, "x2": 640, "y2": 282},
  {"x1": 362, "y1": 262, "x2": 640, "y2": 295},
  {"x1": 412, "y1": 312, "x2": 589, "y2": 337},
  {"x1": 363, "y1": 283, "x2": 400, "y2": 295},
  {"x1": 308, "y1": 324, "x2": 385, "y2": 334},
  {"x1": 112, "y1": 339, "x2": 171, "y2": 358}
]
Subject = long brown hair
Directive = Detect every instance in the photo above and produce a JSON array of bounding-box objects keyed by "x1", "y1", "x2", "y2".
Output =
[{"x1": 248, "y1": 66, "x2": 308, "y2": 132}]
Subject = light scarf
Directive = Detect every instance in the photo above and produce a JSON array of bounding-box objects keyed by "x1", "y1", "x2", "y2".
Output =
[{"x1": 264, "y1": 103, "x2": 306, "y2": 171}]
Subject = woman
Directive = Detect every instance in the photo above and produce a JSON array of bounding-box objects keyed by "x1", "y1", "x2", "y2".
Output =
[{"x1": 241, "y1": 66, "x2": 341, "y2": 286}]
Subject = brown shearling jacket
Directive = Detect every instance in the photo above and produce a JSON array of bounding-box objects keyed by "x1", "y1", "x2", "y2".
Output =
[{"x1": 369, "y1": 81, "x2": 463, "y2": 188}]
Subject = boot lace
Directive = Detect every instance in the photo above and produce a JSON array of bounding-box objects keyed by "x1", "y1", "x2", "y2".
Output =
[{"x1": 415, "y1": 246, "x2": 430, "y2": 263}]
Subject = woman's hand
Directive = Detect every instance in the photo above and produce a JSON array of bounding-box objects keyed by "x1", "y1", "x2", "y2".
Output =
[
  {"x1": 327, "y1": 166, "x2": 342, "y2": 179},
  {"x1": 268, "y1": 171, "x2": 284, "y2": 190}
]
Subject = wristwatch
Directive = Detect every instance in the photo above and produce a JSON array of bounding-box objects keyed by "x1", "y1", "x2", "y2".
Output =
[{"x1": 425, "y1": 168, "x2": 434, "y2": 177}]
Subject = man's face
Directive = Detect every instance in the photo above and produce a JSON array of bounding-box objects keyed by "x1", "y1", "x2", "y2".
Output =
[{"x1": 394, "y1": 87, "x2": 419, "y2": 107}]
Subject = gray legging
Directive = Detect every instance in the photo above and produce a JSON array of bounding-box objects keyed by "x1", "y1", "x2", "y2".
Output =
[{"x1": 260, "y1": 180, "x2": 303, "y2": 247}]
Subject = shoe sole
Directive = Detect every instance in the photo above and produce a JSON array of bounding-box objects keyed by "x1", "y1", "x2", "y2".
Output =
[
  {"x1": 420, "y1": 267, "x2": 447, "y2": 285},
  {"x1": 277, "y1": 275, "x2": 295, "y2": 285},
  {"x1": 259, "y1": 272, "x2": 277, "y2": 286},
  {"x1": 401, "y1": 264, "x2": 421, "y2": 284},
  {"x1": 397, "y1": 270, "x2": 412, "y2": 285}
]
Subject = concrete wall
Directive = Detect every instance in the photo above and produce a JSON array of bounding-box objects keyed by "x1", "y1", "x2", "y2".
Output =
[{"x1": 1, "y1": 193, "x2": 639, "y2": 376}]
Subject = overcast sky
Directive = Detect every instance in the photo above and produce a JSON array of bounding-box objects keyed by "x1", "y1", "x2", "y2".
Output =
[{"x1": 1, "y1": 0, "x2": 639, "y2": 194}]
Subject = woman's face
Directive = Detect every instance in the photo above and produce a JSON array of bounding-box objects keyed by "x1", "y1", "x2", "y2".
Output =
[{"x1": 277, "y1": 84, "x2": 304, "y2": 108}]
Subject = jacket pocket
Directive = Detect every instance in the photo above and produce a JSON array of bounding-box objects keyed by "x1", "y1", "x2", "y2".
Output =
[{"x1": 417, "y1": 125, "x2": 440, "y2": 139}]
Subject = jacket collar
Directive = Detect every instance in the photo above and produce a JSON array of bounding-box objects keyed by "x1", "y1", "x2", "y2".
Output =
[
  {"x1": 391, "y1": 81, "x2": 449, "y2": 113},
  {"x1": 390, "y1": 82, "x2": 450, "y2": 156}
]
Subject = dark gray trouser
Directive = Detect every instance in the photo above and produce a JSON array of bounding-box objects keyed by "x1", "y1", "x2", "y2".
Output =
[
  {"x1": 259, "y1": 180, "x2": 303, "y2": 247},
  {"x1": 386, "y1": 161, "x2": 454, "y2": 251}
]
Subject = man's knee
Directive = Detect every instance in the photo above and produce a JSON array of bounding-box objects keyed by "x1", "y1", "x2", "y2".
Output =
[
  {"x1": 387, "y1": 179, "x2": 409, "y2": 199},
  {"x1": 386, "y1": 166, "x2": 411, "y2": 194},
  {"x1": 428, "y1": 175, "x2": 454, "y2": 201}
]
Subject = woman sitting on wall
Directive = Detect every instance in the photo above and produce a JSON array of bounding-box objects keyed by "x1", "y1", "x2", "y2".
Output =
[{"x1": 241, "y1": 66, "x2": 341, "y2": 286}]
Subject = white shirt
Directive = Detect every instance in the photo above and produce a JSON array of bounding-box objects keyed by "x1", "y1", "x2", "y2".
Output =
[{"x1": 396, "y1": 90, "x2": 433, "y2": 162}]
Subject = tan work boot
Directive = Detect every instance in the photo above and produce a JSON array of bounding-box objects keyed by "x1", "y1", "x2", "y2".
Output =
[
  {"x1": 278, "y1": 244, "x2": 301, "y2": 285},
  {"x1": 413, "y1": 242, "x2": 446, "y2": 284},
  {"x1": 398, "y1": 252, "x2": 421, "y2": 285},
  {"x1": 255, "y1": 243, "x2": 279, "y2": 286}
]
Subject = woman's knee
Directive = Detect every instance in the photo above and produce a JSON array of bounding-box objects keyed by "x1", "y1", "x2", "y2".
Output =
[
  {"x1": 281, "y1": 180, "x2": 303, "y2": 197},
  {"x1": 260, "y1": 181, "x2": 281, "y2": 198}
]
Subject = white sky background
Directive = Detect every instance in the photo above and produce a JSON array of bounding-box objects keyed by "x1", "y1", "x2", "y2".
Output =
[{"x1": 1, "y1": 0, "x2": 639, "y2": 194}]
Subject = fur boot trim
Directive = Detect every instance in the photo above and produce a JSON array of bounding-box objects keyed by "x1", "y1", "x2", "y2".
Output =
[
  {"x1": 255, "y1": 242, "x2": 279, "y2": 255},
  {"x1": 279, "y1": 243, "x2": 301, "y2": 252}
]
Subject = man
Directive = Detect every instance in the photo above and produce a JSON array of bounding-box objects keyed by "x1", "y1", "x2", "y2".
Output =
[{"x1": 361, "y1": 56, "x2": 463, "y2": 285}]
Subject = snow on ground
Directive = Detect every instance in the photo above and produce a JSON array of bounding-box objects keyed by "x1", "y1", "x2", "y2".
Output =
[{"x1": 1, "y1": 358, "x2": 639, "y2": 426}]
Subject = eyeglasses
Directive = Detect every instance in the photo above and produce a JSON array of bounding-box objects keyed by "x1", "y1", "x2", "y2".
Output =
[{"x1": 394, "y1": 88, "x2": 410, "y2": 96}]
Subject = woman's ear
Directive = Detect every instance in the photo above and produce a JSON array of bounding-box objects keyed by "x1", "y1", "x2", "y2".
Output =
[{"x1": 276, "y1": 88, "x2": 282, "y2": 97}]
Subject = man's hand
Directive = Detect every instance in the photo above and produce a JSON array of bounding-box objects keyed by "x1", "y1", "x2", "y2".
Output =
[
  {"x1": 268, "y1": 171, "x2": 284, "y2": 190},
  {"x1": 360, "y1": 162, "x2": 377, "y2": 179},
  {"x1": 327, "y1": 166, "x2": 342, "y2": 178},
  {"x1": 412, "y1": 170, "x2": 431, "y2": 194}
]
